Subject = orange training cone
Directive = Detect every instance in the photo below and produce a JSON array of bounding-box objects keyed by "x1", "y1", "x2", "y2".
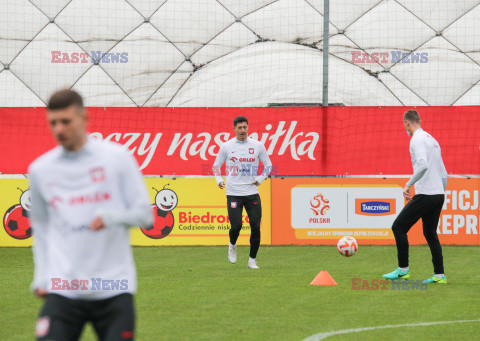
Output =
[{"x1": 310, "y1": 271, "x2": 338, "y2": 285}]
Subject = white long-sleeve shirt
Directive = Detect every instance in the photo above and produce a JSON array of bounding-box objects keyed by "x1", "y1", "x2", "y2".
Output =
[
  {"x1": 28, "y1": 137, "x2": 153, "y2": 300},
  {"x1": 406, "y1": 128, "x2": 447, "y2": 195},
  {"x1": 212, "y1": 137, "x2": 272, "y2": 196}
]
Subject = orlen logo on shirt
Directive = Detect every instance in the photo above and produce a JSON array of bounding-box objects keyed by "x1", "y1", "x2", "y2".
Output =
[
  {"x1": 49, "y1": 192, "x2": 112, "y2": 210},
  {"x1": 69, "y1": 192, "x2": 111, "y2": 206},
  {"x1": 230, "y1": 157, "x2": 255, "y2": 162},
  {"x1": 355, "y1": 199, "x2": 396, "y2": 216}
]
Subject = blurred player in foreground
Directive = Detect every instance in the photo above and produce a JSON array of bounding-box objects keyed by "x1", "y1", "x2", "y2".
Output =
[
  {"x1": 383, "y1": 109, "x2": 448, "y2": 284},
  {"x1": 29, "y1": 89, "x2": 153, "y2": 340},
  {"x1": 213, "y1": 116, "x2": 272, "y2": 269}
]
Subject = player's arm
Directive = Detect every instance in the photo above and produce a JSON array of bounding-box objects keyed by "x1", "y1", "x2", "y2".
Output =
[
  {"x1": 404, "y1": 140, "x2": 428, "y2": 199},
  {"x1": 212, "y1": 143, "x2": 227, "y2": 189},
  {"x1": 28, "y1": 169, "x2": 49, "y2": 297},
  {"x1": 441, "y1": 156, "x2": 448, "y2": 191},
  {"x1": 253, "y1": 144, "x2": 272, "y2": 186},
  {"x1": 92, "y1": 152, "x2": 153, "y2": 230}
]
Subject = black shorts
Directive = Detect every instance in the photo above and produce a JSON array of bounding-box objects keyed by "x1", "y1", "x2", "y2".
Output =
[
  {"x1": 35, "y1": 293, "x2": 135, "y2": 341},
  {"x1": 226, "y1": 193, "x2": 262, "y2": 232}
]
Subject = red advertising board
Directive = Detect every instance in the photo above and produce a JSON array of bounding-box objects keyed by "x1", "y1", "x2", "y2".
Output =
[{"x1": 0, "y1": 106, "x2": 478, "y2": 175}]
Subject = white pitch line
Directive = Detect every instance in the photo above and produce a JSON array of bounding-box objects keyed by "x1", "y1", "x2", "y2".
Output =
[{"x1": 304, "y1": 319, "x2": 480, "y2": 341}]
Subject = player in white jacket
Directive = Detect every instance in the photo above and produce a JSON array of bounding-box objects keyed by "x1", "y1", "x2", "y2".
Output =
[
  {"x1": 383, "y1": 109, "x2": 448, "y2": 284},
  {"x1": 213, "y1": 116, "x2": 272, "y2": 269},
  {"x1": 29, "y1": 89, "x2": 153, "y2": 341}
]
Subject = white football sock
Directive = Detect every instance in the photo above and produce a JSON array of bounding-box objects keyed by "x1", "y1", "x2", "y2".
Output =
[
  {"x1": 434, "y1": 274, "x2": 445, "y2": 278},
  {"x1": 249, "y1": 257, "x2": 255, "y2": 262},
  {"x1": 399, "y1": 267, "x2": 409, "y2": 272}
]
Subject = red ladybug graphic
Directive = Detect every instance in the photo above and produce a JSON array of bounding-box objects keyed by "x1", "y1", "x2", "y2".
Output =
[
  {"x1": 3, "y1": 188, "x2": 32, "y2": 240},
  {"x1": 140, "y1": 185, "x2": 177, "y2": 239}
]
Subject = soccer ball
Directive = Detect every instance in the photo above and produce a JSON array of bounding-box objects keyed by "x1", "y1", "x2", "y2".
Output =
[{"x1": 337, "y1": 236, "x2": 358, "y2": 257}]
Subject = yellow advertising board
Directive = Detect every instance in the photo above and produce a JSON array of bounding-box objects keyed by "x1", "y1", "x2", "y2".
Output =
[
  {"x1": 132, "y1": 178, "x2": 272, "y2": 245},
  {"x1": 0, "y1": 178, "x2": 272, "y2": 247},
  {"x1": 0, "y1": 179, "x2": 33, "y2": 246}
]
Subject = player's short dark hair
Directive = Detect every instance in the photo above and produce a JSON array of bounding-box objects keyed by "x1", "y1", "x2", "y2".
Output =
[
  {"x1": 47, "y1": 89, "x2": 84, "y2": 111},
  {"x1": 403, "y1": 109, "x2": 421, "y2": 124},
  {"x1": 234, "y1": 116, "x2": 248, "y2": 127}
]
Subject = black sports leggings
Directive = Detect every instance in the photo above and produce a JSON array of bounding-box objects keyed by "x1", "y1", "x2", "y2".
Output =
[
  {"x1": 392, "y1": 194, "x2": 445, "y2": 274},
  {"x1": 227, "y1": 194, "x2": 262, "y2": 258}
]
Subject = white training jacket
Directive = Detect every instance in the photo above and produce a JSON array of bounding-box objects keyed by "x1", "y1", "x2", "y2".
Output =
[
  {"x1": 28, "y1": 137, "x2": 153, "y2": 300},
  {"x1": 406, "y1": 128, "x2": 448, "y2": 195},
  {"x1": 212, "y1": 137, "x2": 272, "y2": 196}
]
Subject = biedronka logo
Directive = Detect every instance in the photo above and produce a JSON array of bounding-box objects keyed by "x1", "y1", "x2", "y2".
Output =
[
  {"x1": 3, "y1": 187, "x2": 32, "y2": 240},
  {"x1": 309, "y1": 194, "x2": 330, "y2": 224},
  {"x1": 140, "y1": 184, "x2": 178, "y2": 239}
]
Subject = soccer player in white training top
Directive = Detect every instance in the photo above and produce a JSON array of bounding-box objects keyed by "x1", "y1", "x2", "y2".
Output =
[
  {"x1": 383, "y1": 109, "x2": 448, "y2": 284},
  {"x1": 212, "y1": 116, "x2": 272, "y2": 269},
  {"x1": 29, "y1": 89, "x2": 153, "y2": 340}
]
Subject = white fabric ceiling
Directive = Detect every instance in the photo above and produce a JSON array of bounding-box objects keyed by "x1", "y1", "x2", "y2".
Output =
[{"x1": 0, "y1": 0, "x2": 479, "y2": 107}]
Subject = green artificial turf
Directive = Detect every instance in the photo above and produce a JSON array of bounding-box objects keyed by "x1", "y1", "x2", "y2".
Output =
[{"x1": 0, "y1": 245, "x2": 478, "y2": 340}]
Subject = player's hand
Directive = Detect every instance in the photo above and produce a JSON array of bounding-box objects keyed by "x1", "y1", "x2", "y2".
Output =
[
  {"x1": 218, "y1": 181, "x2": 225, "y2": 189},
  {"x1": 403, "y1": 185, "x2": 412, "y2": 202},
  {"x1": 34, "y1": 288, "x2": 48, "y2": 298},
  {"x1": 90, "y1": 216, "x2": 105, "y2": 231},
  {"x1": 252, "y1": 181, "x2": 259, "y2": 186}
]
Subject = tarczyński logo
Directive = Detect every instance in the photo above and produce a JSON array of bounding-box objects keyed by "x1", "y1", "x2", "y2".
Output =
[{"x1": 355, "y1": 199, "x2": 396, "y2": 216}]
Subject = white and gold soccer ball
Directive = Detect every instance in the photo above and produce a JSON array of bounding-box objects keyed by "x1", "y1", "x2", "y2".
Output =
[{"x1": 337, "y1": 236, "x2": 358, "y2": 257}]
